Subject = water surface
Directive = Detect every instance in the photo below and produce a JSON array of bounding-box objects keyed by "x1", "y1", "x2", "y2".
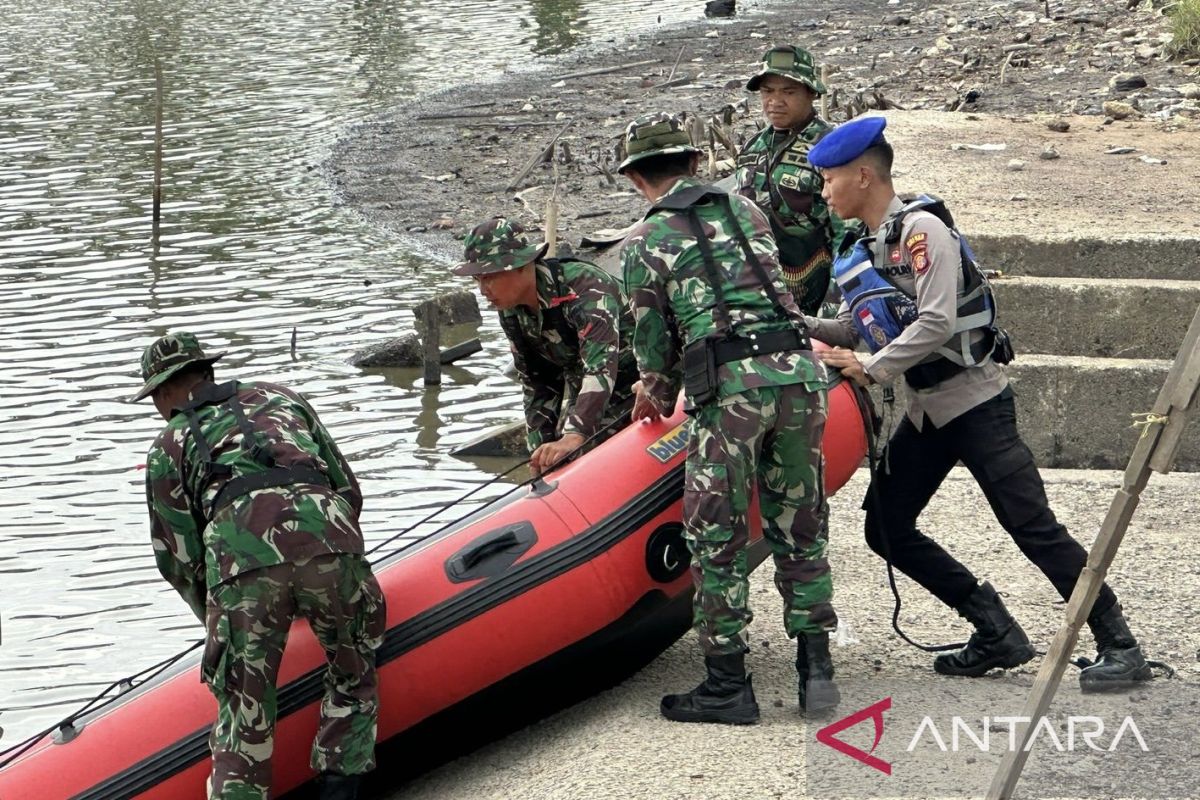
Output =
[{"x1": 0, "y1": 0, "x2": 760, "y2": 746}]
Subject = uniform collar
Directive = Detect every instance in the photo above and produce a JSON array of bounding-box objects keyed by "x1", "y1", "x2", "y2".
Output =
[{"x1": 657, "y1": 175, "x2": 704, "y2": 203}]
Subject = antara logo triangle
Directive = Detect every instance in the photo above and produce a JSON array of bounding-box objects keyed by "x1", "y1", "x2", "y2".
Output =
[{"x1": 815, "y1": 697, "x2": 892, "y2": 775}]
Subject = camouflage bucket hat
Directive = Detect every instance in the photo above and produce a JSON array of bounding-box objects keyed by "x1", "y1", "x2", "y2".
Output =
[
  {"x1": 452, "y1": 217, "x2": 548, "y2": 277},
  {"x1": 616, "y1": 112, "x2": 701, "y2": 174},
  {"x1": 746, "y1": 45, "x2": 826, "y2": 95},
  {"x1": 132, "y1": 331, "x2": 224, "y2": 401}
]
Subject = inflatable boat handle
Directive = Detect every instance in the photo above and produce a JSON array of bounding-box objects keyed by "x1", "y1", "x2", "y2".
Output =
[{"x1": 445, "y1": 522, "x2": 539, "y2": 583}]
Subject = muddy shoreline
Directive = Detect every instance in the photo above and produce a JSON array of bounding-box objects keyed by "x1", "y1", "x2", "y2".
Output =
[{"x1": 330, "y1": 0, "x2": 1197, "y2": 263}]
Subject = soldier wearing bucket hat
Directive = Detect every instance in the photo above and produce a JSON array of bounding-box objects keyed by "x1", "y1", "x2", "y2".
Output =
[
  {"x1": 131, "y1": 331, "x2": 225, "y2": 402},
  {"x1": 734, "y1": 44, "x2": 849, "y2": 316},
  {"x1": 804, "y1": 115, "x2": 1155, "y2": 695},
  {"x1": 615, "y1": 111, "x2": 700, "y2": 175},
  {"x1": 619, "y1": 111, "x2": 839, "y2": 725},
  {"x1": 455, "y1": 217, "x2": 637, "y2": 474},
  {"x1": 134, "y1": 331, "x2": 384, "y2": 800}
]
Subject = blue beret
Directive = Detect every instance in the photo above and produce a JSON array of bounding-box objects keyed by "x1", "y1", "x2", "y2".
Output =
[{"x1": 807, "y1": 116, "x2": 888, "y2": 169}]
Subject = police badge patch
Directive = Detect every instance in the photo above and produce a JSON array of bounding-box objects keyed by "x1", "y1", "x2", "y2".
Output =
[{"x1": 906, "y1": 231, "x2": 930, "y2": 275}]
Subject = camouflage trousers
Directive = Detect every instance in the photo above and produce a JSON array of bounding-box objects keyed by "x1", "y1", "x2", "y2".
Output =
[
  {"x1": 683, "y1": 383, "x2": 836, "y2": 656},
  {"x1": 202, "y1": 553, "x2": 386, "y2": 800}
]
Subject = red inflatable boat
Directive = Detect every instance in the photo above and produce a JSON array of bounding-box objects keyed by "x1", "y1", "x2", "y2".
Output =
[{"x1": 0, "y1": 378, "x2": 868, "y2": 800}]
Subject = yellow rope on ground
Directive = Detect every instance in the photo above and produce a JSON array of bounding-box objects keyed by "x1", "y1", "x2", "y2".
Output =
[{"x1": 1130, "y1": 412, "x2": 1170, "y2": 440}]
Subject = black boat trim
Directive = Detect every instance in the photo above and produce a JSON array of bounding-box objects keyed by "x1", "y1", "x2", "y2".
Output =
[{"x1": 72, "y1": 463, "x2": 685, "y2": 800}]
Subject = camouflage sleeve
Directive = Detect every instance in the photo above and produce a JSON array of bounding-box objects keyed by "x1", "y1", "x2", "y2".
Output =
[
  {"x1": 804, "y1": 303, "x2": 860, "y2": 349},
  {"x1": 621, "y1": 221, "x2": 682, "y2": 413},
  {"x1": 145, "y1": 439, "x2": 206, "y2": 622},
  {"x1": 509, "y1": 337, "x2": 564, "y2": 452},
  {"x1": 560, "y1": 276, "x2": 623, "y2": 439},
  {"x1": 301, "y1": 396, "x2": 362, "y2": 517},
  {"x1": 269, "y1": 383, "x2": 362, "y2": 515}
]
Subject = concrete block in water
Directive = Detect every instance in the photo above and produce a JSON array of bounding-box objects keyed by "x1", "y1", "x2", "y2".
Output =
[{"x1": 349, "y1": 333, "x2": 422, "y2": 367}]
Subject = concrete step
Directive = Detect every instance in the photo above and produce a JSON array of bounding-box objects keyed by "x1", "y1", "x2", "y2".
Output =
[
  {"x1": 972, "y1": 235, "x2": 1200, "y2": 282},
  {"x1": 876, "y1": 354, "x2": 1196, "y2": 471},
  {"x1": 1008, "y1": 354, "x2": 1197, "y2": 470},
  {"x1": 993, "y1": 276, "x2": 1200, "y2": 359}
]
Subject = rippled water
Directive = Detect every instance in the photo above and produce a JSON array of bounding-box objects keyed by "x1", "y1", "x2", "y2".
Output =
[{"x1": 0, "y1": 0, "x2": 763, "y2": 748}]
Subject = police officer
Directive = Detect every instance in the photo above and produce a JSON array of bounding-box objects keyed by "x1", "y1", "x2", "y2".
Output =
[
  {"x1": 454, "y1": 218, "x2": 638, "y2": 473},
  {"x1": 804, "y1": 116, "x2": 1152, "y2": 691},
  {"x1": 134, "y1": 332, "x2": 384, "y2": 800},
  {"x1": 618, "y1": 112, "x2": 837, "y2": 723},
  {"x1": 735, "y1": 45, "x2": 849, "y2": 315}
]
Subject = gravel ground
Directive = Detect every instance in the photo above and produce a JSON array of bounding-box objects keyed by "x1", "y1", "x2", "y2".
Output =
[{"x1": 382, "y1": 466, "x2": 1200, "y2": 800}]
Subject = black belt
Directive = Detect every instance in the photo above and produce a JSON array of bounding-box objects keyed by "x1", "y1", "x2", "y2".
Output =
[
  {"x1": 904, "y1": 358, "x2": 966, "y2": 390},
  {"x1": 210, "y1": 464, "x2": 330, "y2": 516},
  {"x1": 711, "y1": 328, "x2": 811, "y2": 365}
]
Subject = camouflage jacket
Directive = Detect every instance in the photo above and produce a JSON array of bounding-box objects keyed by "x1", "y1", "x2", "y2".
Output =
[
  {"x1": 621, "y1": 177, "x2": 826, "y2": 413},
  {"x1": 145, "y1": 380, "x2": 364, "y2": 620},
  {"x1": 734, "y1": 117, "x2": 849, "y2": 314},
  {"x1": 499, "y1": 258, "x2": 637, "y2": 451}
]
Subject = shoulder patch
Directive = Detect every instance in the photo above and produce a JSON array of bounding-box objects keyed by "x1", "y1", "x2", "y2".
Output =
[
  {"x1": 780, "y1": 151, "x2": 811, "y2": 167},
  {"x1": 778, "y1": 173, "x2": 801, "y2": 190},
  {"x1": 906, "y1": 231, "x2": 930, "y2": 274}
]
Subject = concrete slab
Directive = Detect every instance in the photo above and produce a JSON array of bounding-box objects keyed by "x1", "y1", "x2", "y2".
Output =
[
  {"x1": 1008, "y1": 354, "x2": 1197, "y2": 469},
  {"x1": 972, "y1": 235, "x2": 1200, "y2": 281},
  {"x1": 995, "y1": 276, "x2": 1200, "y2": 359}
]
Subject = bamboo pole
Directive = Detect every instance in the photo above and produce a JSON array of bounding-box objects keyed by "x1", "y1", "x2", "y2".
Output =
[
  {"x1": 152, "y1": 59, "x2": 164, "y2": 251},
  {"x1": 504, "y1": 119, "x2": 573, "y2": 192},
  {"x1": 552, "y1": 58, "x2": 660, "y2": 81},
  {"x1": 545, "y1": 163, "x2": 560, "y2": 258},
  {"x1": 986, "y1": 305, "x2": 1200, "y2": 800}
]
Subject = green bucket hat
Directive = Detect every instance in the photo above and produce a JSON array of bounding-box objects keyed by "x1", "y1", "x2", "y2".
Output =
[
  {"x1": 452, "y1": 217, "x2": 548, "y2": 277},
  {"x1": 746, "y1": 45, "x2": 826, "y2": 95},
  {"x1": 616, "y1": 112, "x2": 701, "y2": 174},
  {"x1": 132, "y1": 331, "x2": 224, "y2": 401}
]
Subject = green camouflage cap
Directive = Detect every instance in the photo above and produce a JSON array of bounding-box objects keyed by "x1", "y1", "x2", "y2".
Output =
[
  {"x1": 132, "y1": 331, "x2": 224, "y2": 401},
  {"x1": 616, "y1": 112, "x2": 701, "y2": 174},
  {"x1": 452, "y1": 217, "x2": 548, "y2": 277},
  {"x1": 746, "y1": 45, "x2": 826, "y2": 95}
]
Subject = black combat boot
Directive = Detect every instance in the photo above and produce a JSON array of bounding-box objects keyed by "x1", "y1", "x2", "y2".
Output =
[
  {"x1": 318, "y1": 772, "x2": 361, "y2": 800},
  {"x1": 1079, "y1": 603, "x2": 1152, "y2": 693},
  {"x1": 660, "y1": 652, "x2": 760, "y2": 725},
  {"x1": 797, "y1": 632, "x2": 840, "y2": 717},
  {"x1": 934, "y1": 582, "x2": 1036, "y2": 677}
]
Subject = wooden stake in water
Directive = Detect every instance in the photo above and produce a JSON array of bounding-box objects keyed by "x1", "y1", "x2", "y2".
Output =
[
  {"x1": 152, "y1": 59, "x2": 164, "y2": 251},
  {"x1": 417, "y1": 300, "x2": 442, "y2": 386}
]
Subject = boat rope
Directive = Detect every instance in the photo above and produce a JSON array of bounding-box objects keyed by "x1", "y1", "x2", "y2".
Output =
[
  {"x1": 364, "y1": 409, "x2": 632, "y2": 563},
  {"x1": 1130, "y1": 411, "x2": 1170, "y2": 440},
  {"x1": 849, "y1": 380, "x2": 967, "y2": 654},
  {"x1": 0, "y1": 641, "x2": 203, "y2": 769}
]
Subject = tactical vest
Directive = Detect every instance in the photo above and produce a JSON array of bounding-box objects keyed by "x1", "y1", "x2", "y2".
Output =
[
  {"x1": 180, "y1": 381, "x2": 329, "y2": 529},
  {"x1": 651, "y1": 184, "x2": 811, "y2": 413},
  {"x1": 498, "y1": 258, "x2": 581, "y2": 353},
  {"x1": 834, "y1": 195, "x2": 1002, "y2": 389},
  {"x1": 737, "y1": 126, "x2": 834, "y2": 301}
]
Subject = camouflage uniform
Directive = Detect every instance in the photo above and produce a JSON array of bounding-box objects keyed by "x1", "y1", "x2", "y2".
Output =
[
  {"x1": 136, "y1": 333, "x2": 385, "y2": 799},
  {"x1": 736, "y1": 45, "x2": 849, "y2": 315},
  {"x1": 454, "y1": 218, "x2": 638, "y2": 452},
  {"x1": 618, "y1": 116, "x2": 836, "y2": 656}
]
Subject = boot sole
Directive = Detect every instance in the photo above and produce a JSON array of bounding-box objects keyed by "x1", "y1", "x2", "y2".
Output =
[
  {"x1": 1079, "y1": 664, "x2": 1153, "y2": 694},
  {"x1": 660, "y1": 704, "x2": 761, "y2": 725},
  {"x1": 933, "y1": 644, "x2": 1036, "y2": 678}
]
